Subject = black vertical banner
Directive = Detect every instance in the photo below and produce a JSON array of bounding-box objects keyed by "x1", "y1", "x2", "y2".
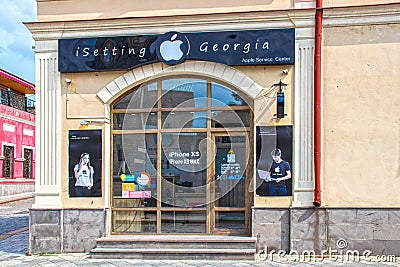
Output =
[
  {"x1": 69, "y1": 130, "x2": 102, "y2": 197},
  {"x1": 255, "y1": 126, "x2": 292, "y2": 196}
]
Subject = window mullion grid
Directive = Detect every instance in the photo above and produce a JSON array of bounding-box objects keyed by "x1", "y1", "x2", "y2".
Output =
[{"x1": 157, "y1": 80, "x2": 162, "y2": 233}]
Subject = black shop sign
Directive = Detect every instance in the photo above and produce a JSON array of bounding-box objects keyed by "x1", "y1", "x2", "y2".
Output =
[{"x1": 58, "y1": 29, "x2": 295, "y2": 72}]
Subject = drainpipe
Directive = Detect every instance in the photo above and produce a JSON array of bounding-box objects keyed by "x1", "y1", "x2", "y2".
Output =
[{"x1": 313, "y1": 0, "x2": 322, "y2": 207}]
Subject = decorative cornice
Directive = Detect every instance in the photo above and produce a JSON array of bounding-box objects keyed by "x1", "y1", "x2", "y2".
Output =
[
  {"x1": 25, "y1": 10, "x2": 315, "y2": 41},
  {"x1": 25, "y1": 4, "x2": 400, "y2": 45},
  {"x1": 0, "y1": 113, "x2": 35, "y2": 126},
  {"x1": 323, "y1": 3, "x2": 400, "y2": 27}
]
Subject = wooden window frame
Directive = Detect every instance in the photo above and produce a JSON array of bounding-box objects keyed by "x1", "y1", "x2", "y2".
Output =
[{"x1": 110, "y1": 76, "x2": 253, "y2": 235}]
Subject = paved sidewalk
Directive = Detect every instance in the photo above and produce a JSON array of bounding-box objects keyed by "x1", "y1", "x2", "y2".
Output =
[{"x1": 0, "y1": 252, "x2": 399, "y2": 267}]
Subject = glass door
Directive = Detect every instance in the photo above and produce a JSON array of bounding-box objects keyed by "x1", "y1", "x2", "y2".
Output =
[
  {"x1": 211, "y1": 133, "x2": 250, "y2": 235},
  {"x1": 110, "y1": 76, "x2": 253, "y2": 235}
]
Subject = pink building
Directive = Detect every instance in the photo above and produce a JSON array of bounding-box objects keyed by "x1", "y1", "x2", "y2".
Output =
[{"x1": 0, "y1": 69, "x2": 35, "y2": 195}]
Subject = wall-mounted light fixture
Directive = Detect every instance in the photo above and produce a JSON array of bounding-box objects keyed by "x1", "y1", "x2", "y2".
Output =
[
  {"x1": 65, "y1": 78, "x2": 71, "y2": 84},
  {"x1": 274, "y1": 80, "x2": 287, "y2": 119},
  {"x1": 79, "y1": 120, "x2": 108, "y2": 126}
]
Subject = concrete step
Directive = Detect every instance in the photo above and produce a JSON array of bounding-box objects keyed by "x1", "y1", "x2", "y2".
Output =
[
  {"x1": 91, "y1": 247, "x2": 256, "y2": 260},
  {"x1": 90, "y1": 235, "x2": 256, "y2": 260},
  {"x1": 94, "y1": 235, "x2": 256, "y2": 249},
  {"x1": 95, "y1": 235, "x2": 255, "y2": 242}
]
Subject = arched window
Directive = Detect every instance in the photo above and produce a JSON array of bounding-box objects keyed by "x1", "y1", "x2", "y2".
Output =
[{"x1": 111, "y1": 76, "x2": 253, "y2": 234}]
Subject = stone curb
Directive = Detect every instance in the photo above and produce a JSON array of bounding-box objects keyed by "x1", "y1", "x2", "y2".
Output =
[{"x1": 0, "y1": 192, "x2": 35, "y2": 205}]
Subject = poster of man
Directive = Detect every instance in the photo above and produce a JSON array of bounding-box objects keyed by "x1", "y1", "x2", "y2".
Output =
[
  {"x1": 69, "y1": 130, "x2": 102, "y2": 197},
  {"x1": 255, "y1": 126, "x2": 292, "y2": 197}
]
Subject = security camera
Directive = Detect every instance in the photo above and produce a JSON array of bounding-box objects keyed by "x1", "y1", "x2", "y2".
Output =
[
  {"x1": 65, "y1": 78, "x2": 71, "y2": 83},
  {"x1": 282, "y1": 69, "x2": 289, "y2": 74}
]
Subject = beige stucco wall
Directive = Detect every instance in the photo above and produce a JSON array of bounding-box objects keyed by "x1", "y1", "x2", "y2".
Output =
[
  {"x1": 34, "y1": 0, "x2": 400, "y2": 209},
  {"x1": 60, "y1": 72, "x2": 124, "y2": 208},
  {"x1": 35, "y1": 0, "x2": 400, "y2": 22},
  {"x1": 238, "y1": 65, "x2": 294, "y2": 126},
  {"x1": 59, "y1": 65, "x2": 293, "y2": 208},
  {"x1": 323, "y1": 23, "x2": 400, "y2": 207},
  {"x1": 36, "y1": 0, "x2": 294, "y2": 22},
  {"x1": 324, "y1": 0, "x2": 400, "y2": 8}
]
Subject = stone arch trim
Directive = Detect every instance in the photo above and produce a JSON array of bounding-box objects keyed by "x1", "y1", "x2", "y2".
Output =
[{"x1": 96, "y1": 61, "x2": 263, "y2": 104}]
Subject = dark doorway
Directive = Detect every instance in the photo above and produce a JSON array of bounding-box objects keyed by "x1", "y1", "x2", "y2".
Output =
[
  {"x1": 23, "y1": 148, "x2": 33, "y2": 178},
  {"x1": 3, "y1": 145, "x2": 14, "y2": 178}
]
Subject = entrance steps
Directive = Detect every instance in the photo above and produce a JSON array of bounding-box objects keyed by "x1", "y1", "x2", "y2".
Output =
[{"x1": 90, "y1": 235, "x2": 257, "y2": 260}]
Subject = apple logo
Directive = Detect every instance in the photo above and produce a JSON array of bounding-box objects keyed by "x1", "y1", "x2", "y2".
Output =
[
  {"x1": 156, "y1": 32, "x2": 190, "y2": 65},
  {"x1": 160, "y1": 34, "x2": 183, "y2": 61}
]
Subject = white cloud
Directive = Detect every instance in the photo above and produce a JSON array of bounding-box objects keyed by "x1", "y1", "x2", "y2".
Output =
[
  {"x1": 0, "y1": 28, "x2": 15, "y2": 49},
  {"x1": 0, "y1": 0, "x2": 36, "y2": 83}
]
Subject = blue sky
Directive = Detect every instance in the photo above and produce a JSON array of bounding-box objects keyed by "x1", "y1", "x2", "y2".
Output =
[{"x1": 0, "y1": 0, "x2": 36, "y2": 83}]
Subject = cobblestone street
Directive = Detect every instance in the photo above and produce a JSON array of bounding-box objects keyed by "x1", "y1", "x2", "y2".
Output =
[{"x1": 0, "y1": 198, "x2": 31, "y2": 255}]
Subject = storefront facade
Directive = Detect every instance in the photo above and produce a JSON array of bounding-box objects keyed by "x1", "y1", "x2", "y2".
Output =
[{"x1": 27, "y1": 0, "x2": 400, "y2": 258}]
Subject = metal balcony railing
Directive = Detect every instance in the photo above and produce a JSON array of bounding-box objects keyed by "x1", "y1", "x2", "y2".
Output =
[{"x1": 0, "y1": 88, "x2": 35, "y2": 114}]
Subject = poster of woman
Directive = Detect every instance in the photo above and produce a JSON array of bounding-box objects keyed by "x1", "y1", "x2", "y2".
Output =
[{"x1": 69, "y1": 130, "x2": 102, "y2": 197}]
